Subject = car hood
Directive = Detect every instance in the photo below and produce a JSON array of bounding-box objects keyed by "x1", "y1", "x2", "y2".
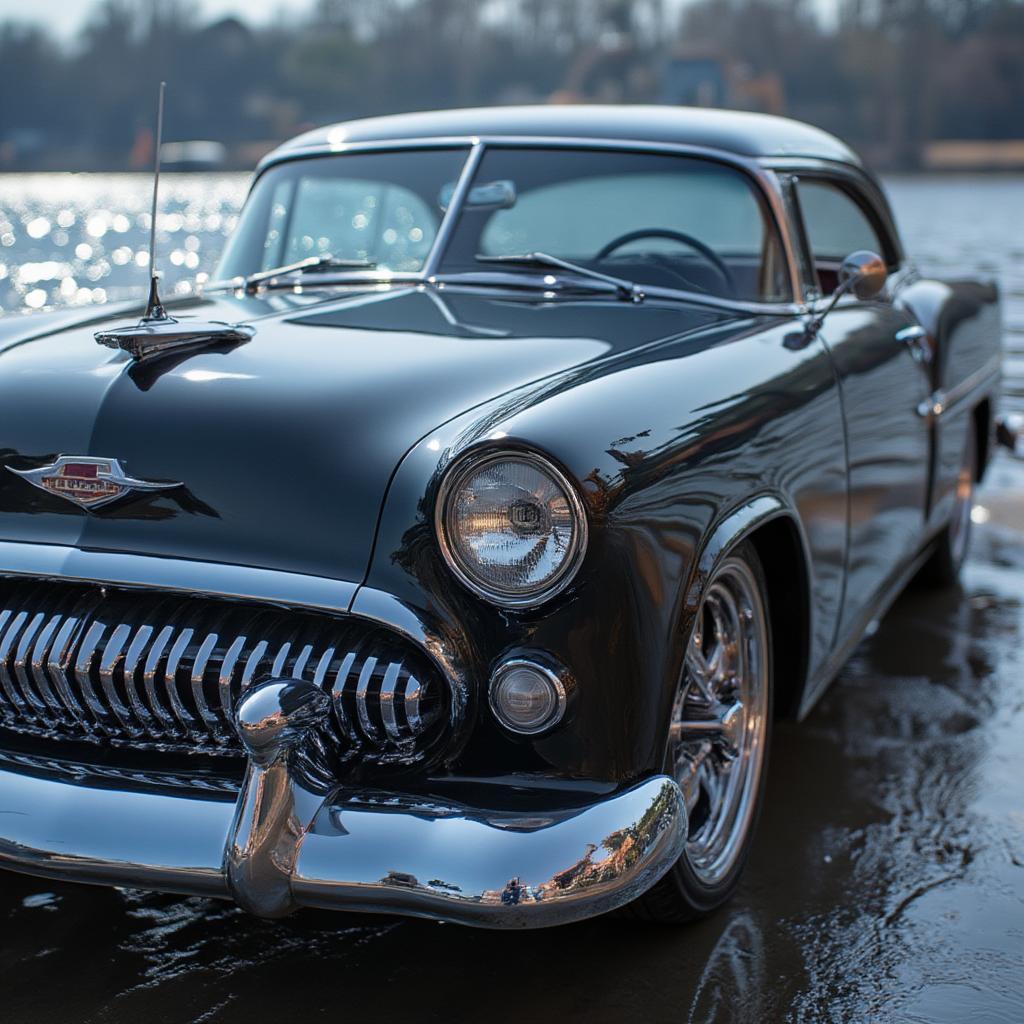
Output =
[{"x1": 0, "y1": 288, "x2": 723, "y2": 584}]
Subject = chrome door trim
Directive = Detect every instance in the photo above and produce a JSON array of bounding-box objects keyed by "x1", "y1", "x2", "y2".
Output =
[{"x1": 917, "y1": 354, "x2": 1002, "y2": 420}]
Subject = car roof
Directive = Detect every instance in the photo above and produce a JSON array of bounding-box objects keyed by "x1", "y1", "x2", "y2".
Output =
[{"x1": 267, "y1": 105, "x2": 861, "y2": 168}]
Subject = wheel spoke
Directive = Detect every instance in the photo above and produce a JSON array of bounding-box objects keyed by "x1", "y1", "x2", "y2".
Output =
[
  {"x1": 669, "y1": 557, "x2": 769, "y2": 887},
  {"x1": 685, "y1": 642, "x2": 716, "y2": 704}
]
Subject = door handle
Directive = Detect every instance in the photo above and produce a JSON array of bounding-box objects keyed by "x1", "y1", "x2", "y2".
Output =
[{"x1": 896, "y1": 324, "x2": 933, "y2": 364}]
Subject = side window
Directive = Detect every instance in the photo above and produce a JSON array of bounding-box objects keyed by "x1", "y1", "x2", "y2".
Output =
[{"x1": 797, "y1": 180, "x2": 887, "y2": 296}]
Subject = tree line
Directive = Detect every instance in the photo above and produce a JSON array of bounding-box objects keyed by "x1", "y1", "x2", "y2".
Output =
[{"x1": 1, "y1": 0, "x2": 1022, "y2": 170}]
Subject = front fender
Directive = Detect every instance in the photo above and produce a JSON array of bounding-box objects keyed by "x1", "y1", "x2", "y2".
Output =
[{"x1": 360, "y1": 315, "x2": 845, "y2": 786}]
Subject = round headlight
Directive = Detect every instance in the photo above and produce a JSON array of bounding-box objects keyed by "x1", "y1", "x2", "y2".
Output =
[{"x1": 436, "y1": 450, "x2": 588, "y2": 607}]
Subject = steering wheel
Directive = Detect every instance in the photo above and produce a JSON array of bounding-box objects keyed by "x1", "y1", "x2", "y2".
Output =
[{"x1": 595, "y1": 228, "x2": 737, "y2": 297}]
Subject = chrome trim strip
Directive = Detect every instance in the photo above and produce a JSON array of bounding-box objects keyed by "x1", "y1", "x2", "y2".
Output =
[
  {"x1": 292, "y1": 643, "x2": 314, "y2": 680},
  {"x1": 29, "y1": 613, "x2": 67, "y2": 722},
  {"x1": 218, "y1": 634, "x2": 247, "y2": 715},
  {"x1": 402, "y1": 672, "x2": 422, "y2": 733},
  {"x1": 74, "y1": 620, "x2": 112, "y2": 733},
  {"x1": 239, "y1": 639, "x2": 269, "y2": 691},
  {"x1": 142, "y1": 624, "x2": 178, "y2": 732},
  {"x1": 13, "y1": 611, "x2": 49, "y2": 716},
  {"x1": 98, "y1": 622, "x2": 140, "y2": 736},
  {"x1": 190, "y1": 631, "x2": 221, "y2": 735},
  {"x1": 0, "y1": 608, "x2": 13, "y2": 718},
  {"x1": 164, "y1": 627, "x2": 197, "y2": 735},
  {"x1": 355, "y1": 655, "x2": 380, "y2": 740},
  {"x1": 422, "y1": 141, "x2": 483, "y2": 278},
  {"x1": 0, "y1": 542, "x2": 358, "y2": 616},
  {"x1": 0, "y1": 610, "x2": 32, "y2": 718},
  {"x1": 379, "y1": 661, "x2": 401, "y2": 740},
  {"x1": 47, "y1": 615, "x2": 89, "y2": 728},
  {"x1": 270, "y1": 640, "x2": 291, "y2": 678},
  {"x1": 330, "y1": 650, "x2": 357, "y2": 739},
  {"x1": 917, "y1": 355, "x2": 1002, "y2": 420},
  {"x1": 311, "y1": 645, "x2": 335, "y2": 689},
  {"x1": 122, "y1": 623, "x2": 161, "y2": 737}
]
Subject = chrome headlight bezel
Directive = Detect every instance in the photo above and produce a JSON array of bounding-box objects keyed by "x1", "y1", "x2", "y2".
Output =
[{"x1": 434, "y1": 448, "x2": 589, "y2": 609}]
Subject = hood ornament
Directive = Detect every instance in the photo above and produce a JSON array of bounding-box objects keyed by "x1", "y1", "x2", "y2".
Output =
[
  {"x1": 8, "y1": 456, "x2": 181, "y2": 510},
  {"x1": 94, "y1": 82, "x2": 254, "y2": 361}
]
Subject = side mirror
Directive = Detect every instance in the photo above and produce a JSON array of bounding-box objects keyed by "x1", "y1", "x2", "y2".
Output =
[
  {"x1": 838, "y1": 250, "x2": 887, "y2": 301},
  {"x1": 786, "y1": 248, "x2": 890, "y2": 349}
]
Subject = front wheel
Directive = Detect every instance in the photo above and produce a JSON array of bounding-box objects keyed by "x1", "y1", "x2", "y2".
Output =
[{"x1": 626, "y1": 541, "x2": 773, "y2": 923}]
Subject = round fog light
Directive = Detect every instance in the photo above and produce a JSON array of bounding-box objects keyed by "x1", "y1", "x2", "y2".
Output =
[{"x1": 489, "y1": 659, "x2": 567, "y2": 735}]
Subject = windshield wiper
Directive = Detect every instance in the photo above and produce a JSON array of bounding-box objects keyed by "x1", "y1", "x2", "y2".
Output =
[
  {"x1": 205, "y1": 255, "x2": 378, "y2": 294},
  {"x1": 474, "y1": 252, "x2": 645, "y2": 303}
]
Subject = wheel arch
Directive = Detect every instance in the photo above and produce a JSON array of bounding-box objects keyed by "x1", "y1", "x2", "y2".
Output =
[{"x1": 690, "y1": 495, "x2": 812, "y2": 721}]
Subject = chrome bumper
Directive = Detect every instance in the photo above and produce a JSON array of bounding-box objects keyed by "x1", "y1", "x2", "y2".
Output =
[{"x1": 0, "y1": 681, "x2": 686, "y2": 929}]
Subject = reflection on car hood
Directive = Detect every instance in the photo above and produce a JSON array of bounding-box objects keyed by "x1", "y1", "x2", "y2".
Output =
[{"x1": 0, "y1": 288, "x2": 725, "y2": 584}]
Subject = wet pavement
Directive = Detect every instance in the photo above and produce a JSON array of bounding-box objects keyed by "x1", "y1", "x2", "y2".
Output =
[
  {"x1": 2, "y1": 174, "x2": 1023, "y2": 1021},
  {"x1": 2, "y1": 474, "x2": 1022, "y2": 1023}
]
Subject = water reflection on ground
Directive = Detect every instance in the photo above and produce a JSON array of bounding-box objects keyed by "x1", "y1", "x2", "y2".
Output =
[{"x1": 0, "y1": 174, "x2": 1022, "y2": 1022}]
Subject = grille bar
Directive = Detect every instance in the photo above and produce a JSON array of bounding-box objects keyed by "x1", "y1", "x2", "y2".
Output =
[{"x1": 0, "y1": 580, "x2": 446, "y2": 762}]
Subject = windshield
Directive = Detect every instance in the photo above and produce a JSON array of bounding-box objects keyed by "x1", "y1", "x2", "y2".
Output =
[
  {"x1": 214, "y1": 145, "x2": 789, "y2": 304},
  {"x1": 214, "y1": 147, "x2": 469, "y2": 280},
  {"x1": 440, "y1": 148, "x2": 789, "y2": 303}
]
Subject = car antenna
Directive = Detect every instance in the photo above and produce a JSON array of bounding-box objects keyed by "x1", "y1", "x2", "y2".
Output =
[
  {"x1": 94, "y1": 81, "x2": 255, "y2": 360},
  {"x1": 143, "y1": 80, "x2": 169, "y2": 322}
]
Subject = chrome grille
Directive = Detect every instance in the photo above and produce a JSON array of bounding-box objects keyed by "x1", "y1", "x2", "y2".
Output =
[{"x1": 0, "y1": 579, "x2": 446, "y2": 762}]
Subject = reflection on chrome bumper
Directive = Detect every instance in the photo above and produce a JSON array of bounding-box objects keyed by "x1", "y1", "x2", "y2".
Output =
[{"x1": 0, "y1": 680, "x2": 686, "y2": 929}]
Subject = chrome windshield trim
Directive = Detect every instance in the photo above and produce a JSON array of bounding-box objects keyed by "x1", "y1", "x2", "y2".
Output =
[
  {"x1": 246, "y1": 134, "x2": 802, "y2": 309},
  {"x1": 422, "y1": 141, "x2": 484, "y2": 278},
  {"x1": 431, "y1": 274, "x2": 801, "y2": 318}
]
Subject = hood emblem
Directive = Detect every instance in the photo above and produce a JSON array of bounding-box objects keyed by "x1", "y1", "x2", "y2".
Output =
[{"x1": 8, "y1": 456, "x2": 181, "y2": 510}]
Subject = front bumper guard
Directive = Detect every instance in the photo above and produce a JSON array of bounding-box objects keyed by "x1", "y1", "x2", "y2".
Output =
[{"x1": 0, "y1": 680, "x2": 687, "y2": 929}]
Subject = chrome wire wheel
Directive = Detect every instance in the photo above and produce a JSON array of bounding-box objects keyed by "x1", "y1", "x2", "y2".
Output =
[{"x1": 671, "y1": 556, "x2": 770, "y2": 888}]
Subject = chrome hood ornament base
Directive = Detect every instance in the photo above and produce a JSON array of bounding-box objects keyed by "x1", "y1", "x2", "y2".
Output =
[
  {"x1": 94, "y1": 281, "x2": 255, "y2": 361},
  {"x1": 93, "y1": 82, "x2": 254, "y2": 362}
]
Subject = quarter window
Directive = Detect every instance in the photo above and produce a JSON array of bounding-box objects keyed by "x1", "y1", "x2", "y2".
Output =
[{"x1": 797, "y1": 179, "x2": 889, "y2": 296}]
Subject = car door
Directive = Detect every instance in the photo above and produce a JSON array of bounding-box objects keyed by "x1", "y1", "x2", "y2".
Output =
[{"x1": 795, "y1": 175, "x2": 932, "y2": 642}]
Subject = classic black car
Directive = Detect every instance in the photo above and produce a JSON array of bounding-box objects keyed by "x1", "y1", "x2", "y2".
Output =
[{"x1": 0, "y1": 106, "x2": 1004, "y2": 927}]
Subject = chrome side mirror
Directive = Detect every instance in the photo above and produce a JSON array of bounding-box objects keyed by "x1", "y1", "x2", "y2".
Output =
[
  {"x1": 787, "y1": 249, "x2": 889, "y2": 349},
  {"x1": 838, "y1": 250, "x2": 887, "y2": 301}
]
